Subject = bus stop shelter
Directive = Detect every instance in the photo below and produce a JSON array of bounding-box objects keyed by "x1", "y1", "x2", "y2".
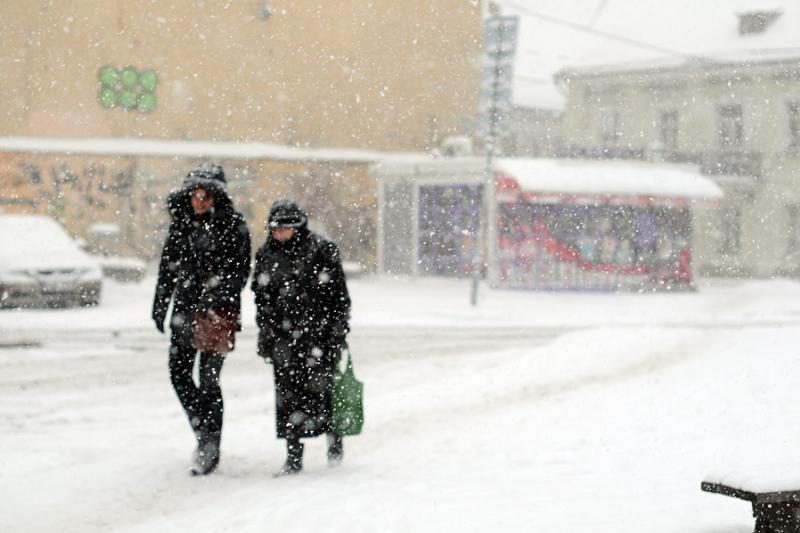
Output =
[{"x1": 374, "y1": 156, "x2": 723, "y2": 291}]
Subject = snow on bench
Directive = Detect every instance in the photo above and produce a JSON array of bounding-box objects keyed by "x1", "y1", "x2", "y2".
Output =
[{"x1": 702, "y1": 465, "x2": 800, "y2": 532}]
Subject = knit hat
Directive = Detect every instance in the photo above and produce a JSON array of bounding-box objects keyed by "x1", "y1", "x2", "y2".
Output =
[
  {"x1": 182, "y1": 163, "x2": 227, "y2": 192},
  {"x1": 268, "y1": 199, "x2": 307, "y2": 229}
]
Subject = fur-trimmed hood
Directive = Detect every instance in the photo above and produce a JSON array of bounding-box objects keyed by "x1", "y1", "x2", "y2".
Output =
[{"x1": 167, "y1": 163, "x2": 234, "y2": 223}]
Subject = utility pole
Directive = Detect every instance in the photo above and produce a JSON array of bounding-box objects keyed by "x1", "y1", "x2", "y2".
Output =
[{"x1": 471, "y1": 9, "x2": 519, "y2": 306}]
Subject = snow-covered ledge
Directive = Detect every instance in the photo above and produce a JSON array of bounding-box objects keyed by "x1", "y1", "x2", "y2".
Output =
[
  {"x1": 704, "y1": 464, "x2": 800, "y2": 496},
  {"x1": 702, "y1": 466, "x2": 800, "y2": 532}
]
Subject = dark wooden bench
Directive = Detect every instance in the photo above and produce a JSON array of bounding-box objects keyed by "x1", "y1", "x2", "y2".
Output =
[{"x1": 702, "y1": 481, "x2": 800, "y2": 532}]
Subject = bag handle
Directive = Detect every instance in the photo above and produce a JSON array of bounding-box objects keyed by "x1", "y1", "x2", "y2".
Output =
[{"x1": 336, "y1": 341, "x2": 354, "y2": 376}]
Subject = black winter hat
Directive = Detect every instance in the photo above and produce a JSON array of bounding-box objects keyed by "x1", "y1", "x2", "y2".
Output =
[
  {"x1": 268, "y1": 199, "x2": 307, "y2": 229},
  {"x1": 183, "y1": 163, "x2": 227, "y2": 192}
]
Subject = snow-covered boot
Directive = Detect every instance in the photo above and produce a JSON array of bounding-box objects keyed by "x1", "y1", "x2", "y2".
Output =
[
  {"x1": 191, "y1": 432, "x2": 220, "y2": 476},
  {"x1": 327, "y1": 432, "x2": 343, "y2": 466},
  {"x1": 273, "y1": 440, "x2": 303, "y2": 477}
]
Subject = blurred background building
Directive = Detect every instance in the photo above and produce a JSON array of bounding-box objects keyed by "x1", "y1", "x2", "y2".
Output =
[
  {"x1": 502, "y1": 0, "x2": 800, "y2": 278},
  {"x1": 4, "y1": 0, "x2": 800, "y2": 282},
  {"x1": 0, "y1": 0, "x2": 482, "y2": 266}
]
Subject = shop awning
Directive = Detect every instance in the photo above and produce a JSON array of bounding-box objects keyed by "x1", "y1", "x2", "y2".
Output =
[{"x1": 495, "y1": 158, "x2": 724, "y2": 207}]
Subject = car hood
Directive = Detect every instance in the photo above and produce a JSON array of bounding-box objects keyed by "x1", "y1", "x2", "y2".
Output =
[{"x1": 0, "y1": 249, "x2": 101, "y2": 274}]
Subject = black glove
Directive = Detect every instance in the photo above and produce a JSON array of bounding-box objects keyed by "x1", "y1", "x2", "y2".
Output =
[
  {"x1": 152, "y1": 307, "x2": 167, "y2": 334},
  {"x1": 328, "y1": 322, "x2": 349, "y2": 351},
  {"x1": 329, "y1": 335, "x2": 347, "y2": 363},
  {"x1": 329, "y1": 334, "x2": 346, "y2": 351},
  {"x1": 330, "y1": 321, "x2": 349, "y2": 339}
]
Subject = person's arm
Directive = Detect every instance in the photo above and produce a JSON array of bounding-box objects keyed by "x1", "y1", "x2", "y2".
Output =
[
  {"x1": 317, "y1": 241, "x2": 351, "y2": 344},
  {"x1": 251, "y1": 248, "x2": 270, "y2": 330},
  {"x1": 251, "y1": 248, "x2": 278, "y2": 359},
  {"x1": 152, "y1": 224, "x2": 180, "y2": 332}
]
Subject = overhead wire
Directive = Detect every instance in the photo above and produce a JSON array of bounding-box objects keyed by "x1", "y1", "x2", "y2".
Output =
[{"x1": 499, "y1": 0, "x2": 704, "y2": 61}]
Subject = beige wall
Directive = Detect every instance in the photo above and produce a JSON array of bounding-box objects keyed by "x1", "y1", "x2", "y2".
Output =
[{"x1": 0, "y1": 1, "x2": 481, "y2": 151}]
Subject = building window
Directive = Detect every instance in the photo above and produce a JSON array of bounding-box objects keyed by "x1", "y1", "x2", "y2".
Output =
[
  {"x1": 600, "y1": 110, "x2": 621, "y2": 145},
  {"x1": 788, "y1": 102, "x2": 800, "y2": 150},
  {"x1": 659, "y1": 110, "x2": 679, "y2": 151},
  {"x1": 787, "y1": 205, "x2": 800, "y2": 255},
  {"x1": 718, "y1": 104, "x2": 744, "y2": 148},
  {"x1": 738, "y1": 11, "x2": 782, "y2": 36},
  {"x1": 719, "y1": 206, "x2": 741, "y2": 255}
]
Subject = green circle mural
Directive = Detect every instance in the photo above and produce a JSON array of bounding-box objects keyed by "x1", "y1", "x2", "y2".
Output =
[
  {"x1": 118, "y1": 90, "x2": 138, "y2": 110},
  {"x1": 138, "y1": 93, "x2": 157, "y2": 113},
  {"x1": 97, "y1": 64, "x2": 158, "y2": 113},
  {"x1": 120, "y1": 67, "x2": 139, "y2": 88},
  {"x1": 139, "y1": 70, "x2": 159, "y2": 92},
  {"x1": 98, "y1": 66, "x2": 120, "y2": 88},
  {"x1": 98, "y1": 87, "x2": 117, "y2": 108}
]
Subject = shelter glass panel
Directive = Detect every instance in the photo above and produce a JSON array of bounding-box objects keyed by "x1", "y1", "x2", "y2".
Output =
[
  {"x1": 495, "y1": 201, "x2": 694, "y2": 291},
  {"x1": 381, "y1": 180, "x2": 415, "y2": 275},
  {"x1": 417, "y1": 184, "x2": 481, "y2": 277}
]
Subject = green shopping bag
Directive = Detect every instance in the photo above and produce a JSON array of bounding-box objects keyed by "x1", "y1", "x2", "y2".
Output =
[{"x1": 332, "y1": 344, "x2": 364, "y2": 436}]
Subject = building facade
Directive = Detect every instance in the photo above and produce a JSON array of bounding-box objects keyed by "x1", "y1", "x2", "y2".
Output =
[
  {"x1": 556, "y1": 56, "x2": 800, "y2": 277},
  {"x1": 0, "y1": 1, "x2": 482, "y2": 263},
  {"x1": 0, "y1": 1, "x2": 481, "y2": 150}
]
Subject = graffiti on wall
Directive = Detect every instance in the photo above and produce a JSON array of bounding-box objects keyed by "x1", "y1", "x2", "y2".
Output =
[
  {"x1": 97, "y1": 65, "x2": 159, "y2": 113},
  {"x1": 16, "y1": 161, "x2": 135, "y2": 204},
  {"x1": 2, "y1": 161, "x2": 140, "y2": 252}
]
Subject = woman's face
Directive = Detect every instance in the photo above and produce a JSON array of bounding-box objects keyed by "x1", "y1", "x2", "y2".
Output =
[
  {"x1": 190, "y1": 188, "x2": 215, "y2": 215},
  {"x1": 271, "y1": 227, "x2": 297, "y2": 242}
]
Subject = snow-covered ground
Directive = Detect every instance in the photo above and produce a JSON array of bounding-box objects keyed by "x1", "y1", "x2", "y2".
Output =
[{"x1": 2, "y1": 275, "x2": 799, "y2": 532}]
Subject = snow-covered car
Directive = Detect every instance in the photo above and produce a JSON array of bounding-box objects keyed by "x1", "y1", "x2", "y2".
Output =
[
  {"x1": 0, "y1": 215, "x2": 103, "y2": 308},
  {"x1": 96, "y1": 255, "x2": 147, "y2": 282}
]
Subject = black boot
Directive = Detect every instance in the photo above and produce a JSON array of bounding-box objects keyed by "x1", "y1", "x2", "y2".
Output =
[
  {"x1": 190, "y1": 416, "x2": 203, "y2": 459},
  {"x1": 327, "y1": 432, "x2": 343, "y2": 466},
  {"x1": 191, "y1": 431, "x2": 220, "y2": 476},
  {"x1": 274, "y1": 439, "x2": 303, "y2": 477}
]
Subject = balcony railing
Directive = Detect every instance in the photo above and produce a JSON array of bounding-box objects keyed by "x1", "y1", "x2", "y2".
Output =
[
  {"x1": 556, "y1": 144, "x2": 646, "y2": 160},
  {"x1": 556, "y1": 145, "x2": 762, "y2": 178},
  {"x1": 700, "y1": 150, "x2": 762, "y2": 178}
]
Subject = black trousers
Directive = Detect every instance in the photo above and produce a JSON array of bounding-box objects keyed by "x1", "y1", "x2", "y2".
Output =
[{"x1": 168, "y1": 334, "x2": 226, "y2": 441}]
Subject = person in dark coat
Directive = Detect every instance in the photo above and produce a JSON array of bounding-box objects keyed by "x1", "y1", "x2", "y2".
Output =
[
  {"x1": 252, "y1": 199, "x2": 351, "y2": 476},
  {"x1": 152, "y1": 163, "x2": 251, "y2": 476}
]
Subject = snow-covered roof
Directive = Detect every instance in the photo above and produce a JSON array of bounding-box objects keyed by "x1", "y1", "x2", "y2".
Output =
[
  {"x1": 374, "y1": 155, "x2": 723, "y2": 202},
  {"x1": 495, "y1": 158, "x2": 724, "y2": 201},
  {"x1": 501, "y1": 0, "x2": 800, "y2": 107},
  {"x1": 0, "y1": 137, "x2": 401, "y2": 164}
]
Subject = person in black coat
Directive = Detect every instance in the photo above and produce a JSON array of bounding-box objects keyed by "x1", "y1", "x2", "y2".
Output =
[
  {"x1": 152, "y1": 163, "x2": 251, "y2": 476},
  {"x1": 252, "y1": 199, "x2": 351, "y2": 476}
]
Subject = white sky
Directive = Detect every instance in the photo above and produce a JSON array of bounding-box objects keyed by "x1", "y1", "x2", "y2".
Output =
[{"x1": 501, "y1": 0, "x2": 800, "y2": 109}]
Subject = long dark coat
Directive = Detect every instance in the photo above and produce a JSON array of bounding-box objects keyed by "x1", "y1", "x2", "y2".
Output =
[
  {"x1": 152, "y1": 183, "x2": 251, "y2": 344},
  {"x1": 252, "y1": 227, "x2": 351, "y2": 439}
]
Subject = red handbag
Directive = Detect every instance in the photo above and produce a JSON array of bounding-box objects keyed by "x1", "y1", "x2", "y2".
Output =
[{"x1": 193, "y1": 308, "x2": 238, "y2": 354}]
